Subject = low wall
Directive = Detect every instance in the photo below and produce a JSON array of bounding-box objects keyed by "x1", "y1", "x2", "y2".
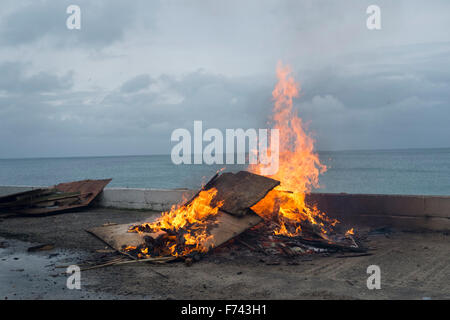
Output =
[
  {"x1": 1, "y1": 186, "x2": 449, "y2": 231},
  {"x1": 96, "y1": 188, "x2": 196, "y2": 211},
  {"x1": 0, "y1": 185, "x2": 196, "y2": 212},
  {"x1": 306, "y1": 193, "x2": 450, "y2": 231}
]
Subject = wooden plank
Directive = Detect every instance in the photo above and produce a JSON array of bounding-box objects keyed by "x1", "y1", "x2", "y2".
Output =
[
  {"x1": 204, "y1": 210, "x2": 263, "y2": 249},
  {"x1": 199, "y1": 171, "x2": 279, "y2": 216},
  {"x1": 2, "y1": 192, "x2": 84, "y2": 210},
  {"x1": 87, "y1": 210, "x2": 262, "y2": 255},
  {"x1": 0, "y1": 188, "x2": 48, "y2": 202},
  {"x1": 88, "y1": 172, "x2": 269, "y2": 257},
  {"x1": 14, "y1": 179, "x2": 111, "y2": 215},
  {"x1": 0, "y1": 189, "x2": 54, "y2": 209},
  {"x1": 32, "y1": 192, "x2": 82, "y2": 202},
  {"x1": 88, "y1": 220, "x2": 160, "y2": 251}
]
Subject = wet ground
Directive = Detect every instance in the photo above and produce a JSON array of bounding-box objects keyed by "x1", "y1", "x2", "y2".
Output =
[
  {"x1": 0, "y1": 208, "x2": 449, "y2": 300},
  {"x1": 0, "y1": 238, "x2": 132, "y2": 299}
]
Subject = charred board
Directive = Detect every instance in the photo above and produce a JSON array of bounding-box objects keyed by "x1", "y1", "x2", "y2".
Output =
[
  {"x1": 88, "y1": 221, "x2": 163, "y2": 251},
  {"x1": 189, "y1": 171, "x2": 279, "y2": 217},
  {"x1": 87, "y1": 210, "x2": 263, "y2": 255}
]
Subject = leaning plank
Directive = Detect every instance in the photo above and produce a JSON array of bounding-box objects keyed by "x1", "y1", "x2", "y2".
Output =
[
  {"x1": 193, "y1": 171, "x2": 279, "y2": 217},
  {"x1": 88, "y1": 210, "x2": 262, "y2": 255}
]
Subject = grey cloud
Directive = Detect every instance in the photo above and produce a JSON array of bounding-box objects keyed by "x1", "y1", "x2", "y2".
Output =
[
  {"x1": 120, "y1": 74, "x2": 153, "y2": 93},
  {"x1": 1, "y1": 1, "x2": 450, "y2": 158},
  {"x1": 104, "y1": 70, "x2": 273, "y2": 133},
  {"x1": 295, "y1": 43, "x2": 450, "y2": 150},
  {"x1": 0, "y1": 62, "x2": 73, "y2": 93},
  {"x1": 0, "y1": 0, "x2": 146, "y2": 48},
  {"x1": 3, "y1": 38, "x2": 450, "y2": 158},
  {"x1": 0, "y1": 67, "x2": 274, "y2": 158},
  {"x1": 300, "y1": 43, "x2": 450, "y2": 111}
]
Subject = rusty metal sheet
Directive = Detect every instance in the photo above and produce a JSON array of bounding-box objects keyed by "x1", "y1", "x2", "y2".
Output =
[
  {"x1": 14, "y1": 179, "x2": 111, "y2": 215},
  {"x1": 194, "y1": 171, "x2": 280, "y2": 216}
]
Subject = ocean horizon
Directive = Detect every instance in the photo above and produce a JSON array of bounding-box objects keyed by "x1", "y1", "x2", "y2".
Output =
[{"x1": 1, "y1": 147, "x2": 450, "y2": 196}]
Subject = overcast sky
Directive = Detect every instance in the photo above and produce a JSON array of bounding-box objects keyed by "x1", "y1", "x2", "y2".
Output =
[{"x1": 0, "y1": 0, "x2": 449, "y2": 158}]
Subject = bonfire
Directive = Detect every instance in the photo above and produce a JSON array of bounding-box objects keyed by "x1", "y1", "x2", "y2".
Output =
[{"x1": 123, "y1": 62, "x2": 358, "y2": 260}]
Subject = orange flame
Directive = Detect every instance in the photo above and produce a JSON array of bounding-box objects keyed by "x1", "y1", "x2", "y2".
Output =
[
  {"x1": 345, "y1": 228, "x2": 355, "y2": 237},
  {"x1": 250, "y1": 61, "x2": 337, "y2": 236},
  {"x1": 128, "y1": 188, "x2": 223, "y2": 257}
]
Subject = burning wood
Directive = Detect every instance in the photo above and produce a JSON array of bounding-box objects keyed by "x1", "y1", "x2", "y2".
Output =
[
  {"x1": 89, "y1": 171, "x2": 364, "y2": 263},
  {"x1": 89, "y1": 171, "x2": 278, "y2": 259},
  {"x1": 88, "y1": 63, "x2": 363, "y2": 266},
  {"x1": 197, "y1": 170, "x2": 280, "y2": 216},
  {"x1": 123, "y1": 172, "x2": 282, "y2": 258},
  {"x1": 249, "y1": 62, "x2": 351, "y2": 239},
  {"x1": 127, "y1": 188, "x2": 225, "y2": 257},
  {"x1": 88, "y1": 210, "x2": 262, "y2": 258}
]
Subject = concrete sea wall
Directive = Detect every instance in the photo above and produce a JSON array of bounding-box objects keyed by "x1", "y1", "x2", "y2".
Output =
[{"x1": 1, "y1": 186, "x2": 449, "y2": 231}]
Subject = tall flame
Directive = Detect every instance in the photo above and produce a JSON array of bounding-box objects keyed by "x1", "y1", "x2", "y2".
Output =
[
  {"x1": 127, "y1": 62, "x2": 345, "y2": 259},
  {"x1": 250, "y1": 62, "x2": 336, "y2": 236}
]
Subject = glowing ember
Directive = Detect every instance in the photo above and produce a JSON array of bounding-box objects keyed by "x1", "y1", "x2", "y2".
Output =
[
  {"x1": 250, "y1": 61, "x2": 338, "y2": 237},
  {"x1": 345, "y1": 228, "x2": 355, "y2": 237},
  {"x1": 127, "y1": 188, "x2": 224, "y2": 257}
]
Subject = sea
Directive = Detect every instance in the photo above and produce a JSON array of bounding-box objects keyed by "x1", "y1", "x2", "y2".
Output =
[{"x1": 1, "y1": 148, "x2": 450, "y2": 196}]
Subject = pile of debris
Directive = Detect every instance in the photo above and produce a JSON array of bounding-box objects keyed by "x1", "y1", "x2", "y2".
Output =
[
  {"x1": 89, "y1": 171, "x2": 365, "y2": 265},
  {"x1": 230, "y1": 222, "x2": 361, "y2": 258},
  {"x1": 0, "y1": 179, "x2": 111, "y2": 215}
]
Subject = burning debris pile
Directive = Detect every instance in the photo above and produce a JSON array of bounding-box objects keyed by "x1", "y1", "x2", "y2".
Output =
[
  {"x1": 125, "y1": 188, "x2": 225, "y2": 258},
  {"x1": 235, "y1": 221, "x2": 361, "y2": 259},
  {"x1": 89, "y1": 170, "x2": 363, "y2": 264},
  {"x1": 89, "y1": 62, "x2": 365, "y2": 264},
  {"x1": 124, "y1": 171, "x2": 279, "y2": 258}
]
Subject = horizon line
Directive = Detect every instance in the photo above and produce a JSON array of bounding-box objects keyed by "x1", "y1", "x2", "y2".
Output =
[{"x1": 1, "y1": 146, "x2": 450, "y2": 161}]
